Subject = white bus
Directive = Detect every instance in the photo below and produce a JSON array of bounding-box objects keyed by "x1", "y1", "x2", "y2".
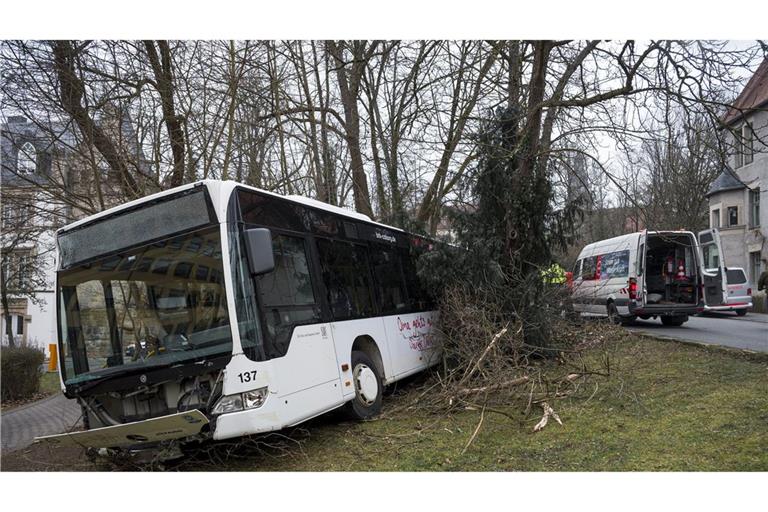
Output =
[
  {"x1": 39, "y1": 180, "x2": 439, "y2": 450},
  {"x1": 571, "y1": 229, "x2": 727, "y2": 326}
]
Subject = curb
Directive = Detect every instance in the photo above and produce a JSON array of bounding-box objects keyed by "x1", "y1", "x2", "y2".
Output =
[
  {"x1": 1, "y1": 392, "x2": 62, "y2": 417},
  {"x1": 635, "y1": 331, "x2": 768, "y2": 359}
]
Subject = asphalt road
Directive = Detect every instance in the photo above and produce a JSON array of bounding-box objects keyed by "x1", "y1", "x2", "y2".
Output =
[{"x1": 626, "y1": 311, "x2": 768, "y2": 353}]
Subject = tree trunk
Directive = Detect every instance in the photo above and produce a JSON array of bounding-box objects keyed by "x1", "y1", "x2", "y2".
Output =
[
  {"x1": 326, "y1": 40, "x2": 374, "y2": 217},
  {"x1": 364, "y1": 71, "x2": 389, "y2": 220},
  {"x1": 143, "y1": 40, "x2": 186, "y2": 188},
  {"x1": 51, "y1": 41, "x2": 140, "y2": 200},
  {"x1": 416, "y1": 42, "x2": 499, "y2": 225},
  {"x1": 313, "y1": 41, "x2": 337, "y2": 205},
  {"x1": 294, "y1": 42, "x2": 328, "y2": 202},
  {"x1": 0, "y1": 272, "x2": 15, "y2": 347}
]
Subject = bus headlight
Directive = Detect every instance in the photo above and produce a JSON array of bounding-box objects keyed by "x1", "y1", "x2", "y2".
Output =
[{"x1": 212, "y1": 387, "x2": 268, "y2": 415}]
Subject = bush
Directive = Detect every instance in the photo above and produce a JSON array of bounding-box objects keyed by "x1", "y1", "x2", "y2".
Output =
[
  {"x1": 753, "y1": 293, "x2": 767, "y2": 314},
  {"x1": 1, "y1": 345, "x2": 45, "y2": 402}
]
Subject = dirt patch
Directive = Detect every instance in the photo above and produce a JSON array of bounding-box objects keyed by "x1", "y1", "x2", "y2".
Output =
[{"x1": 1, "y1": 443, "x2": 102, "y2": 472}]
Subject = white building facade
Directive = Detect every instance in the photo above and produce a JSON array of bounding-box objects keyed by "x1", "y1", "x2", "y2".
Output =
[
  {"x1": 1, "y1": 116, "x2": 68, "y2": 355},
  {"x1": 706, "y1": 59, "x2": 767, "y2": 293}
]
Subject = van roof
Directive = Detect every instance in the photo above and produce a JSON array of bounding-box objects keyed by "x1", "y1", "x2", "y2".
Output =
[{"x1": 576, "y1": 230, "x2": 696, "y2": 258}]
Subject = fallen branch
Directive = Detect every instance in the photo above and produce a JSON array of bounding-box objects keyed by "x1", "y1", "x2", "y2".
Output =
[
  {"x1": 533, "y1": 402, "x2": 562, "y2": 432},
  {"x1": 455, "y1": 376, "x2": 530, "y2": 396},
  {"x1": 459, "y1": 325, "x2": 509, "y2": 385},
  {"x1": 461, "y1": 403, "x2": 486, "y2": 454}
]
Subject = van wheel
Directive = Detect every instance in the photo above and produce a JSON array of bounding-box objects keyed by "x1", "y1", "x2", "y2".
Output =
[
  {"x1": 345, "y1": 350, "x2": 383, "y2": 420},
  {"x1": 606, "y1": 302, "x2": 621, "y2": 325},
  {"x1": 661, "y1": 315, "x2": 686, "y2": 327},
  {"x1": 735, "y1": 309, "x2": 747, "y2": 317}
]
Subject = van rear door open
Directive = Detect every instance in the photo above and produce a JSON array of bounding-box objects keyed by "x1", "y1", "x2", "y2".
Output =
[
  {"x1": 637, "y1": 234, "x2": 647, "y2": 307},
  {"x1": 698, "y1": 228, "x2": 727, "y2": 306}
]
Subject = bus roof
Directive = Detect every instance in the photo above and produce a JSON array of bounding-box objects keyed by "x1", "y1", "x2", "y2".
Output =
[{"x1": 58, "y1": 180, "x2": 408, "y2": 236}]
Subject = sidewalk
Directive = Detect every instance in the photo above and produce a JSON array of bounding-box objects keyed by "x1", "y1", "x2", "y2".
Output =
[
  {"x1": 1, "y1": 393, "x2": 82, "y2": 454},
  {"x1": 744, "y1": 312, "x2": 768, "y2": 323},
  {"x1": 718, "y1": 311, "x2": 768, "y2": 323}
]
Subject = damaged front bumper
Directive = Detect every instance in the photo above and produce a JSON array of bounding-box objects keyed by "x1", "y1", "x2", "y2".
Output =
[{"x1": 34, "y1": 409, "x2": 209, "y2": 449}]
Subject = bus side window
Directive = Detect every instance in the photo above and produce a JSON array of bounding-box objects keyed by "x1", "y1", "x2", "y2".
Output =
[
  {"x1": 316, "y1": 239, "x2": 374, "y2": 320},
  {"x1": 257, "y1": 234, "x2": 320, "y2": 356},
  {"x1": 370, "y1": 247, "x2": 408, "y2": 314},
  {"x1": 399, "y1": 247, "x2": 435, "y2": 311}
]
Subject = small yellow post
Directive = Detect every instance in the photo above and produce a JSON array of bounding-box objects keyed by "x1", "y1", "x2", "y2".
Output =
[{"x1": 48, "y1": 344, "x2": 58, "y2": 372}]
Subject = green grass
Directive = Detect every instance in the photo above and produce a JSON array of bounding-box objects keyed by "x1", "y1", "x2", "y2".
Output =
[
  {"x1": 39, "y1": 372, "x2": 63, "y2": 396},
  {"x1": 211, "y1": 336, "x2": 768, "y2": 471},
  {"x1": 4, "y1": 335, "x2": 766, "y2": 471}
]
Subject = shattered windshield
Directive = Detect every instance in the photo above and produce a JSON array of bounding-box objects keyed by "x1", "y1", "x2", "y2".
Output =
[{"x1": 58, "y1": 226, "x2": 232, "y2": 386}]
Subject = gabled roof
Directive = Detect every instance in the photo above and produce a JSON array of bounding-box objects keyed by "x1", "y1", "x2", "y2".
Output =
[
  {"x1": 706, "y1": 168, "x2": 747, "y2": 197},
  {"x1": 722, "y1": 58, "x2": 768, "y2": 126}
]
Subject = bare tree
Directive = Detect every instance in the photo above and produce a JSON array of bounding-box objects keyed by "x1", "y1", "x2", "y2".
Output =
[
  {"x1": 0, "y1": 193, "x2": 53, "y2": 346},
  {"x1": 326, "y1": 40, "x2": 379, "y2": 217}
]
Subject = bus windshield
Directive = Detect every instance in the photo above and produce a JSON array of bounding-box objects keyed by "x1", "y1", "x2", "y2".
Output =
[{"x1": 58, "y1": 226, "x2": 233, "y2": 387}]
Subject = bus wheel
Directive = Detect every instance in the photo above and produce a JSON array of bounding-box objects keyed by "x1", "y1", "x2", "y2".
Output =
[{"x1": 346, "y1": 350, "x2": 383, "y2": 420}]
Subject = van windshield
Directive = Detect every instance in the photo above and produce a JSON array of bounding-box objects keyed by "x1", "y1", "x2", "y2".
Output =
[{"x1": 58, "y1": 227, "x2": 233, "y2": 386}]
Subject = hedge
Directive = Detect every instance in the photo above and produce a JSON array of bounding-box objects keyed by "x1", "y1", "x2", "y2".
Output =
[{"x1": 1, "y1": 345, "x2": 45, "y2": 402}]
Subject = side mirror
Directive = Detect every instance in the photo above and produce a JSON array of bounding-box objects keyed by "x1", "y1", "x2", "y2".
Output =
[{"x1": 244, "y1": 228, "x2": 275, "y2": 275}]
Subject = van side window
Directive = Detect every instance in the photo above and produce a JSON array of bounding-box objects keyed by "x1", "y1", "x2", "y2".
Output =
[
  {"x1": 600, "y1": 250, "x2": 630, "y2": 279},
  {"x1": 581, "y1": 256, "x2": 597, "y2": 280},
  {"x1": 573, "y1": 259, "x2": 582, "y2": 278}
]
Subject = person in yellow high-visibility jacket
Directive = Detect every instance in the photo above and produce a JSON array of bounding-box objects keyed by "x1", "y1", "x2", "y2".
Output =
[{"x1": 541, "y1": 263, "x2": 567, "y2": 285}]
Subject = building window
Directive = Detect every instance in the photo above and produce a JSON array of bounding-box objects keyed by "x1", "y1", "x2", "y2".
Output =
[
  {"x1": 743, "y1": 125, "x2": 754, "y2": 166},
  {"x1": 711, "y1": 209, "x2": 720, "y2": 229},
  {"x1": 1, "y1": 250, "x2": 32, "y2": 290},
  {"x1": 16, "y1": 315, "x2": 24, "y2": 336},
  {"x1": 0, "y1": 201, "x2": 34, "y2": 229},
  {"x1": 1, "y1": 203, "x2": 12, "y2": 228},
  {"x1": 727, "y1": 206, "x2": 739, "y2": 227},
  {"x1": 735, "y1": 124, "x2": 754, "y2": 168},
  {"x1": 749, "y1": 188, "x2": 760, "y2": 228},
  {"x1": 749, "y1": 251, "x2": 762, "y2": 284},
  {"x1": 17, "y1": 142, "x2": 37, "y2": 174}
]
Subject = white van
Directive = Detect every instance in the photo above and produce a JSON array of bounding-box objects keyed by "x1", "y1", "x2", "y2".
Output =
[
  {"x1": 570, "y1": 229, "x2": 727, "y2": 326},
  {"x1": 702, "y1": 267, "x2": 753, "y2": 315}
]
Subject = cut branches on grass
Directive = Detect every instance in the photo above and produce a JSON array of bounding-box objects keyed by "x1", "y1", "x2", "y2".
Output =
[
  {"x1": 533, "y1": 402, "x2": 563, "y2": 433},
  {"x1": 381, "y1": 279, "x2": 619, "y2": 454},
  {"x1": 5, "y1": 335, "x2": 766, "y2": 471}
]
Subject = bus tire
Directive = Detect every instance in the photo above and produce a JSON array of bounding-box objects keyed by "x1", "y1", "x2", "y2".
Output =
[
  {"x1": 345, "y1": 350, "x2": 383, "y2": 420},
  {"x1": 661, "y1": 315, "x2": 686, "y2": 327}
]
